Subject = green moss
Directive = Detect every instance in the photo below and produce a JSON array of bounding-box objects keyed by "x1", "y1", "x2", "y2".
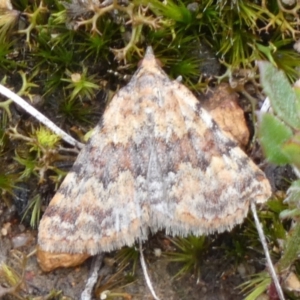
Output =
[{"x1": 166, "y1": 235, "x2": 207, "y2": 280}]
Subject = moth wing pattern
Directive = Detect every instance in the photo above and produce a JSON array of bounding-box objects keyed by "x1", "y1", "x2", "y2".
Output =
[
  {"x1": 38, "y1": 47, "x2": 271, "y2": 255},
  {"x1": 38, "y1": 93, "x2": 155, "y2": 254},
  {"x1": 148, "y1": 79, "x2": 270, "y2": 235}
]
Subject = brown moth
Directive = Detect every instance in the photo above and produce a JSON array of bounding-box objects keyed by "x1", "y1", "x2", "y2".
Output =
[{"x1": 38, "y1": 47, "x2": 271, "y2": 256}]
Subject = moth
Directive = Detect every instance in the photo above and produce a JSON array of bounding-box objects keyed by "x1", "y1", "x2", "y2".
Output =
[{"x1": 38, "y1": 47, "x2": 271, "y2": 257}]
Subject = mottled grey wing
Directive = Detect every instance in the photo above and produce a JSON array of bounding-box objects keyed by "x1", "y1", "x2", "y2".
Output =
[
  {"x1": 38, "y1": 46, "x2": 271, "y2": 256},
  {"x1": 38, "y1": 84, "x2": 156, "y2": 255},
  {"x1": 147, "y1": 79, "x2": 271, "y2": 236}
]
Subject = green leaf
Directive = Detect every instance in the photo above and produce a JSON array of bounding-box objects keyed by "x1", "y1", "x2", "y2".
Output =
[
  {"x1": 244, "y1": 278, "x2": 271, "y2": 300},
  {"x1": 280, "y1": 208, "x2": 300, "y2": 219},
  {"x1": 280, "y1": 179, "x2": 300, "y2": 219},
  {"x1": 282, "y1": 179, "x2": 300, "y2": 207},
  {"x1": 267, "y1": 199, "x2": 287, "y2": 214},
  {"x1": 278, "y1": 221, "x2": 300, "y2": 271},
  {"x1": 281, "y1": 138, "x2": 300, "y2": 168},
  {"x1": 258, "y1": 61, "x2": 300, "y2": 129},
  {"x1": 259, "y1": 113, "x2": 293, "y2": 164},
  {"x1": 293, "y1": 86, "x2": 300, "y2": 113},
  {"x1": 239, "y1": 272, "x2": 271, "y2": 300}
]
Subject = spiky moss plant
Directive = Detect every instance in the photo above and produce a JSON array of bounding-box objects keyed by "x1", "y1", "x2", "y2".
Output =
[
  {"x1": 0, "y1": 250, "x2": 63, "y2": 299},
  {"x1": 0, "y1": 249, "x2": 38, "y2": 299},
  {"x1": 115, "y1": 246, "x2": 140, "y2": 277},
  {"x1": 0, "y1": 41, "x2": 19, "y2": 74},
  {"x1": 9, "y1": 124, "x2": 72, "y2": 183},
  {"x1": 8, "y1": 0, "x2": 299, "y2": 94},
  {"x1": 59, "y1": 97, "x2": 94, "y2": 124},
  {"x1": 61, "y1": 67, "x2": 99, "y2": 102},
  {"x1": 94, "y1": 257, "x2": 135, "y2": 300},
  {"x1": 165, "y1": 235, "x2": 207, "y2": 281},
  {"x1": 0, "y1": 102, "x2": 20, "y2": 204},
  {"x1": 1, "y1": 0, "x2": 299, "y2": 118},
  {"x1": 143, "y1": 0, "x2": 300, "y2": 82},
  {"x1": 21, "y1": 193, "x2": 41, "y2": 228},
  {"x1": 7, "y1": 124, "x2": 73, "y2": 227},
  {"x1": 2, "y1": 0, "x2": 300, "y2": 83},
  {"x1": 0, "y1": 173, "x2": 19, "y2": 206}
]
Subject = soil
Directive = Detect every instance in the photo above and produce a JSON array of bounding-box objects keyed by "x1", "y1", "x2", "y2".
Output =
[{"x1": 0, "y1": 213, "x2": 274, "y2": 300}]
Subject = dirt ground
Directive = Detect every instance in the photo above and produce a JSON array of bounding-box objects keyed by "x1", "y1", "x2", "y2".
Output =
[{"x1": 0, "y1": 212, "x2": 270, "y2": 300}]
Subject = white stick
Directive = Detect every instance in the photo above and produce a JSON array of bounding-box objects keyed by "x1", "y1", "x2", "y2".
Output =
[
  {"x1": 139, "y1": 241, "x2": 161, "y2": 300},
  {"x1": 260, "y1": 96, "x2": 271, "y2": 113},
  {"x1": 81, "y1": 254, "x2": 104, "y2": 300},
  {"x1": 0, "y1": 84, "x2": 84, "y2": 149},
  {"x1": 251, "y1": 202, "x2": 285, "y2": 300}
]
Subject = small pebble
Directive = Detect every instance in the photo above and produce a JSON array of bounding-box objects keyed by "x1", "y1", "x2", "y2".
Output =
[
  {"x1": 284, "y1": 271, "x2": 300, "y2": 292},
  {"x1": 18, "y1": 224, "x2": 26, "y2": 232},
  {"x1": 153, "y1": 248, "x2": 162, "y2": 257},
  {"x1": 237, "y1": 263, "x2": 247, "y2": 278},
  {"x1": 1, "y1": 222, "x2": 11, "y2": 236},
  {"x1": 256, "y1": 293, "x2": 269, "y2": 300},
  {"x1": 100, "y1": 290, "x2": 110, "y2": 300},
  {"x1": 11, "y1": 233, "x2": 33, "y2": 248}
]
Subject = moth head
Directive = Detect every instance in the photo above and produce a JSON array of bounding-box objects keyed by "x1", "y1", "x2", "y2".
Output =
[{"x1": 138, "y1": 46, "x2": 162, "y2": 69}]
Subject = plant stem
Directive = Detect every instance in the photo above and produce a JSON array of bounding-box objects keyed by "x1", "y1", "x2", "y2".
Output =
[
  {"x1": 251, "y1": 202, "x2": 285, "y2": 300},
  {"x1": 0, "y1": 84, "x2": 84, "y2": 149}
]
